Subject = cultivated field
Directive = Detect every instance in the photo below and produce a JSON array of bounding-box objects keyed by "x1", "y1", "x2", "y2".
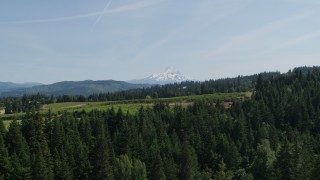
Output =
[{"x1": 41, "y1": 92, "x2": 250, "y2": 113}]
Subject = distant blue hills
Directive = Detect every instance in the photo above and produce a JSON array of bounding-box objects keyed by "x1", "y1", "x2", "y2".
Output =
[
  {"x1": 0, "y1": 82, "x2": 42, "y2": 93},
  {"x1": 0, "y1": 80, "x2": 151, "y2": 97}
]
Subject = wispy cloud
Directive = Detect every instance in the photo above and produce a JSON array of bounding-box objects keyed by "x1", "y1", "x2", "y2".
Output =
[
  {"x1": 131, "y1": 0, "x2": 250, "y2": 63},
  {"x1": 91, "y1": 0, "x2": 113, "y2": 31},
  {"x1": 246, "y1": 30, "x2": 320, "y2": 60},
  {"x1": 0, "y1": 0, "x2": 163, "y2": 24},
  {"x1": 272, "y1": 31, "x2": 320, "y2": 50},
  {"x1": 205, "y1": 9, "x2": 314, "y2": 58}
]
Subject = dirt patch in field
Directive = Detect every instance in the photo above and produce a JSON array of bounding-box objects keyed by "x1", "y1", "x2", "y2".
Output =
[
  {"x1": 169, "y1": 101, "x2": 234, "y2": 108},
  {"x1": 223, "y1": 102, "x2": 233, "y2": 108},
  {"x1": 169, "y1": 102, "x2": 194, "y2": 106},
  {"x1": 41, "y1": 104, "x2": 49, "y2": 110},
  {"x1": 63, "y1": 104, "x2": 87, "y2": 109}
]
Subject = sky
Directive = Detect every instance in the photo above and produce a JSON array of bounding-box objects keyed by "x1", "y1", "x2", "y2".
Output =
[{"x1": 1, "y1": 0, "x2": 320, "y2": 84}]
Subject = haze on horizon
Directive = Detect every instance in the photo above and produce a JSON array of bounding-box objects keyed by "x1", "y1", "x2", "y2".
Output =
[{"x1": 0, "y1": 0, "x2": 320, "y2": 84}]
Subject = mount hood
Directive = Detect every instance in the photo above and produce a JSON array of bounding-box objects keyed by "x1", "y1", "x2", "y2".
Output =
[{"x1": 129, "y1": 67, "x2": 194, "y2": 85}]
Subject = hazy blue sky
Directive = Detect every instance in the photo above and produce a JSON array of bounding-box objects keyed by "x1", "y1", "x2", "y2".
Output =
[{"x1": 1, "y1": 0, "x2": 320, "y2": 84}]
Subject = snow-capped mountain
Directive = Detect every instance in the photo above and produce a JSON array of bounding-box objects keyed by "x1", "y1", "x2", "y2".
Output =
[{"x1": 129, "y1": 67, "x2": 194, "y2": 85}]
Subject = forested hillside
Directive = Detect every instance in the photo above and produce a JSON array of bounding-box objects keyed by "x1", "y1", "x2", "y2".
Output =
[
  {"x1": 1, "y1": 67, "x2": 320, "y2": 179},
  {"x1": 0, "y1": 82, "x2": 42, "y2": 94},
  {"x1": 0, "y1": 80, "x2": 151, "y2": 97}
]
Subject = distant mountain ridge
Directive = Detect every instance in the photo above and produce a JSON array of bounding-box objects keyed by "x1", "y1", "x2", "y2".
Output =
[
  {"x1": 0, "y1": 82, "x2": 42, "y2": 93},
  {"x1": 129, "y1": 67, "x2": 194, "y2": 85},
  {"x1": 0, "y1": 80, "x2": 151, "y2": 97}
]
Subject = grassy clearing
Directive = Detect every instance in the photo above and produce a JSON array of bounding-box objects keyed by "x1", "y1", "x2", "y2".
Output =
[
  {"x1": 0, "y1": 107, "x2": 5, "y2": 115},
  {"x1": 3, "y1": 120, "x2": 11, "y2": 129},
  {"x1": 41, "y1": 102, "x2": 151, "y2": 114},
  {"x1": 0, "y1": 113, "x2": 25, "y2": 120},
  {"x1": 103, "y1": 92, "x2": 250, "y2": 105},
  {"x1": 3, "y1": 120, "x2": 22, "y2": 129},
  {"x1": 42, "y1": 92, "x2": 249, "y2": 112}
]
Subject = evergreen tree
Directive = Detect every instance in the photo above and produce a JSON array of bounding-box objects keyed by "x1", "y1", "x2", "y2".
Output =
[
  {"x1": 114, "y1": 154, "x2": 147, "y2": 180},
  {"x1": 31, "y1": 144, "x2": 53, "y2": 180},
  {"x1": 73, "y1": 143, "x2": 91, "y2": 179},
  {"x1": 180, "y1": 139, "x2": 198, "y2": 180},
  {"x1": 9, "y1": 153, "x2": 28, "y2": 179},
  {"x1": 131, "y1": 158, "x2": 148, "y2": 180},
  {"x1": 0, "y1": 119, "x2": 5, "y2": 137},
  {"x1": 53, "y1": 149, "x2": 73, "y2": 180},
  {"x1": 151, "y1": 153, "x2": 166, "y2": 180},
  {"x1": 49, "y1": 118, "x2": 66, "y2": 152},
  {"x1": 214, "y1": 160, "x2": 233, "y2": 180},
  {"x1": 250, "y1": 140, "x2": 275, "y2": 179},
  {"x1": 0, "y1": 133, "x2": 11, "y2": 179},
  {"x1": 5, "y1": 120, "x2": 30, "y2": 177},
  {"x1": 274, "y1": 139, "x2": 293, "y2": 179},
  {"x1": 90, "y1": 118, "x2": 113, "y2": 179},
  {"x1": 310, "y1": 156, "x2": 320, "y2": 180},
  {"x1": 114, "y1": 154, "x2": 133, "y2": 180}
]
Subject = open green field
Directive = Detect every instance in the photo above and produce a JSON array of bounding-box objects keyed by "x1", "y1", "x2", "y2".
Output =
[
  {"x1": 0, "y1": 113, "x2": 25, "y2": 119},
  {"x1": 41, "y1": 92, "x2": 250, "y2": 113},
  {"x1": 42, "y1": 102, "x2": 149, "y2": 115},
  {"x1": 3, "y1": 120, "x2": 10, "y2": 129},
  {"x1": 2, "y1": 120, "x2": 22, "y2": 130},
  {"x1": 0, "y1": 92, "x2": 251, "y2": 123},
  {"x1": 0, "y1": 107, "x2": 5, "y2": 115}
]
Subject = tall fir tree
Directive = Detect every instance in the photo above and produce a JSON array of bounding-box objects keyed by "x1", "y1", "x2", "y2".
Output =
[
  {"x1": 5, "y1": 120, "x2": 30, "y2": 178},
  {"x1": 31, "y1": 143, "x2": 53, "y2": 180},
  {"x1": 90, "y1": 118, "x2": 114, "y2": 179},
  {"x1": 0, "y1": 133, "x2": 11, "y2": 179}
]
